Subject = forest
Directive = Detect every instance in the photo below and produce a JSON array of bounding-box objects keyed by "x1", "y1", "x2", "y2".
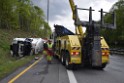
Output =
[
  {"x1": 0, "y1": 0, "x2": 51, "y2": 37},
  {"x1": 102, "y1": 0, "x2": 124, "y2": 47}
]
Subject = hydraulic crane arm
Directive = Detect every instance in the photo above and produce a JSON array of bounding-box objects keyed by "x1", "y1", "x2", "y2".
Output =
[
  {"x1": 69, "y1": 0, "x2": 84, "y2": 36},
  {"x1": 69, "y1": 0, "x2": 76, "y2": 20}
]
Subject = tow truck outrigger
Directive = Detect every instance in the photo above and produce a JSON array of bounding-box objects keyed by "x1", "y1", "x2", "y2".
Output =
[{"x1": 52, "y1": 0, "x2": 116, "y2": 69}]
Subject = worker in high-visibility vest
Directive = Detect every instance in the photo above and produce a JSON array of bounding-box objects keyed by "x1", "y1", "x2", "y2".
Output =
[
  {"x1": 43, "y1": 41, "x2": 48, "y2": 56},
  {"x1": 46, "y1": 40, "x2": 53, "y2": 63}
]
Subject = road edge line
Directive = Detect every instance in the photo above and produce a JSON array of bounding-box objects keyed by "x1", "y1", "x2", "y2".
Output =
[{"x1": 8, "y1": 57, "x2": 42, "y2": 83}]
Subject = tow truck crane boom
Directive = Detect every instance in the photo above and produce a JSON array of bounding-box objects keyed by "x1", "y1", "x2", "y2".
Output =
[
  {"x1": 69, "y1": 0, "x2": 84, "y2": 37},
  {"x1": 52, "y1": 0, "x2": 116, "y2": 69}
]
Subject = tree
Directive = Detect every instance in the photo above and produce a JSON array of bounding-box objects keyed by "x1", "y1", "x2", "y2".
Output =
[
  {"x1": 101, "y1": 0, "x2": 124, "y2": 46},
  {"x1": 0, "y1": 0, "x2": 18, "y2": 29},
  {"x1": 0, "y1": 0, "x2": 52, "y2": 37}
]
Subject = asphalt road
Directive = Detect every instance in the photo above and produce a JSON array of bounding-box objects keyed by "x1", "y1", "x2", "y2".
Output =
[{"x1": 0, "y1": 55, "x2": 124, "y2": 83}]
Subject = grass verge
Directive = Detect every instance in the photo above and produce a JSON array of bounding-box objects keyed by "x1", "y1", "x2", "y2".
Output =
[
  {"x1": 0, "y1": 29, "x2": 40, "y2": 80},
  {"x1": 0, "y1": 55, "x2": 35, "y2": 79}
]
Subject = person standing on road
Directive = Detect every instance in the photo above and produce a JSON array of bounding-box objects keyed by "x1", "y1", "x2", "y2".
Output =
[
  {"x1": 43, "y1": 40, "x2": 53, "y2": 63},
  {"x1": 46, "y1": 40, "x2": 53, "y2": 63},
  {"x1": 43, "y1": 41, "x2": 48, "y2": 57}
]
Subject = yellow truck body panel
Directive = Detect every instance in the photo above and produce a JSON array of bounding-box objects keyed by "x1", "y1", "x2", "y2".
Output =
[
  {"x1": 101, "y1": 37, "x2": 110, "y2": 64},
  {"x1": 56, "y1": 35, "x2": 82, "y2": 64}
]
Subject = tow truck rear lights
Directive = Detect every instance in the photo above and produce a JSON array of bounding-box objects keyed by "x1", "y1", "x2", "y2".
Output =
[
  {"x1": 105, "y1": 52, "x2": 109, "y2": 55},
  {"x1": 71, "y1": 52, "x2": 79, "y2": 56},
  {"x1": 102, "y1": 52, "x2": 109, "y2": 56},
  {"x1": 102, "y1": 52, "x2": 105, "y2": 55}
]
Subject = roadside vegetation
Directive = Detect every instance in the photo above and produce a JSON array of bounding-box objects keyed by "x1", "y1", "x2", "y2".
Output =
[
  {"x1": 101, "y1": 0, "x2": 124, "y2": 48},
  {"x1": 0, "y1": 29, "x2": 39, "y2": 79},
  {"x1": 0, "y1": 0, "x2": 51, "y2": 80},
  {"x1": 0, "y1": 0, "x2": 51, "y2": 37}
]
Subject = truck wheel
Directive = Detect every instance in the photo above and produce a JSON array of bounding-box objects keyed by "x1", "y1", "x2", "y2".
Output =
[
  {"x1": 65, "y1": 53, "x2": 72, "y2": 70},
  {"x1": 96, "y1": 63, "x2": 107, "y2": 70},
  {"x1": 101, "y1": 63, "x2": 107, "y2": 69},
  {"x1": 61, "y1": 52, "x2": 65, "y2": 65}
]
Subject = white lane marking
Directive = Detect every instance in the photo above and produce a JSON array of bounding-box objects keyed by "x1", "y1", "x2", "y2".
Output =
[{"x1": 67, "y1": 70, "x2": 78, "y2": 83}]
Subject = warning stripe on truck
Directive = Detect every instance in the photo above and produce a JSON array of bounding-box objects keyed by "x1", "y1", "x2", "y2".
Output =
[{"x1": 72, "y1": 47, "x2": 80, "y2": 50}]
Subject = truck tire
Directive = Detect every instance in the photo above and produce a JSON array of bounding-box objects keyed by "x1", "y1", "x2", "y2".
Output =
[
  {"x1": 65, "y1": 52, "x2": 73, "y2": 70},
  {"x1": 100, "y1": 63, "x2": 107, "y2": 69},
  {"x1": 61, "y1": 51, "x2": 65, "y2": 65},
  {"x1": 94, "y1": 63, "x2": 107, "y2": 70}
]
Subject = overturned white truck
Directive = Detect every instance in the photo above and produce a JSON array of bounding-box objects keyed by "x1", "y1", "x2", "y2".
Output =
[
  {"x1": 31, "y1": 38, "x2": 44, "y2": 55},
  {"x1": 10, "y1": 38, "x2": 44, "y2": 57}
]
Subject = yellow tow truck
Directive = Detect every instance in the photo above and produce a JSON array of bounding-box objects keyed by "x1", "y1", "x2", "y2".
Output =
[{"x1": 52, "y1": 0, "x2": 116, "y2": 69}]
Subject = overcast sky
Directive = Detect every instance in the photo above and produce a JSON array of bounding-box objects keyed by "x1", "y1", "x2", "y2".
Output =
[{"x1": 32, "y1": 0, "x2": 118, "y2": 32}]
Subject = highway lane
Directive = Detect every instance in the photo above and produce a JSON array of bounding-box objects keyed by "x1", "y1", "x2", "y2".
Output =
[
  {"x1": 0, "y1": 56, "x2": 70, "y2": 83},
  {"x1": 13, "y1": 58, "x2": 70, "y2": 83},
  {"x1": 0, "y1": 55, "x2": 124, "y2": 83},
  {"x1": 73, "y1": 55, "x2": 124, "y2": 83}
]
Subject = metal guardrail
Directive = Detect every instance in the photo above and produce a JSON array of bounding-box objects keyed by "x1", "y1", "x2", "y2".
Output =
[{"x1": 110, "y1": 48, "x2": 124, "y2": 55}]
